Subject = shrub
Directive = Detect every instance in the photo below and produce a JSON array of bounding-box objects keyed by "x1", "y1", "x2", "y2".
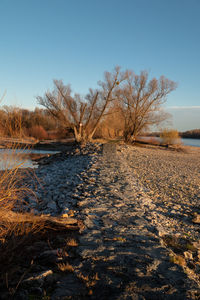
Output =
[
  {"x1": 0, "y1": 107, "x2": 24, "y2": 138},
  {"x1": 27, "y1": 125, "x2": 48, "y2": 140},
  {"x1": 160, "y1": 129, "x2": 181, "y2": 146}
]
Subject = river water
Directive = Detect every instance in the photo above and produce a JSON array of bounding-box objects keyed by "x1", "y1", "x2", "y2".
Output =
[
  {"x1": 0, "y1": 149, "x2": 59, "y2": 170},
  {"x1": 139, "y1": 137, "x2": 200, "y2": 148},
  {"x1": 182, "y1": 138, "x2": 200, "y2": 147}
]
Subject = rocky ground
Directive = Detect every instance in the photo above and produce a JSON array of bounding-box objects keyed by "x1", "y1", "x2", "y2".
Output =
[{"x1": 1, "y1": 142, "x2": 200, "y2": 299}]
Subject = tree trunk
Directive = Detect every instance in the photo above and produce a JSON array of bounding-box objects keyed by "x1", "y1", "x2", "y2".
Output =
[
  {"x1": 73, "y1": 126, "x2": 90, "y2": 143},
  {"x1": 73, "y1": 126, "x2": 82, "y2": 143},
  {"x1": 123, "y1": 128, "x2": 137, "y2": 143}
]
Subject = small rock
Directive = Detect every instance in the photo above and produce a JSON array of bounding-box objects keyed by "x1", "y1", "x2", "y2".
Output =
[
  {"x1": 47, "y1": 201, "x2": 57, "y2": 211},
  {"x1": 29, "y1": 287, "x2": 43, "y2": 296},
  {"x1": 187, "y1": 261, "x2": 195, "y2": 270},
  {"x1": 51, "y1": 274, "x2": 86, "y2": 299},
  {"x1": 192, "y1": 213, "x2": 200, "y2": 224},
  {"x1": 192, "y1": 241, "x2": 200, "y2": 250},
  {"x1": 195, "y1": 263, "x2": 200, "y2": 273},
  {"x1": 14, "y1": 290, "x2": 29, "y2": 300},
  {"x1": 183, "y1": 251, "x2": 193, "y2": 260},
  {"x1": 62, "y1": 213, "x2": 68, "y2": 218}
]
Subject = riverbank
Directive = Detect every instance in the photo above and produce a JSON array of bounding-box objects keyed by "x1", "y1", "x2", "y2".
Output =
[{"x1": 1, "y1": 143, "x2": 200, "y2": 299}]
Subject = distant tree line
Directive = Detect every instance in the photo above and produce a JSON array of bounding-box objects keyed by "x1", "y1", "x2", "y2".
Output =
[
  {"x1": 142, "y1": 129, "x2": 200, "y2": 140},
  {"x1": 180, "y1": 129, "x2": 200, "y2": 139},
  {"x1": 0, "y1": 106, "x2": 68, "y2": 139}
]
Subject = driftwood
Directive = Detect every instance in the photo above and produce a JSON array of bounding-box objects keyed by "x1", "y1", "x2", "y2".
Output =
[{"x1": 0, "y1": 210, "x2": 84, "y2": 233}]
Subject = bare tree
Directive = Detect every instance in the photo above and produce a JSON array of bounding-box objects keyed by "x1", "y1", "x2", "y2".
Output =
[
  {"x1": 37, "y1": 66, "x2": 128, "y2": 142},
  {"x1": 118, "y1": 71, "x2": 177, "y2": 142},
  {"x1": 96, "y1": 100, "x2": 125, "y2": 139}
]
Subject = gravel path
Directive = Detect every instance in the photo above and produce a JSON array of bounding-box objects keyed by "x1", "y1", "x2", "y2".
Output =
[{"x1": 70, "y1": 144, "x2": 200, "y2": 299}]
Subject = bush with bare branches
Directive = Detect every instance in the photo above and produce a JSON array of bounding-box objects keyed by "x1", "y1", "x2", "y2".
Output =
[
  {"x1": 0, "y1": 106, "x2": 24, "y2": 138},
  {"x1": 26, "y1": 125, "x2": 48, "y2": 140}
]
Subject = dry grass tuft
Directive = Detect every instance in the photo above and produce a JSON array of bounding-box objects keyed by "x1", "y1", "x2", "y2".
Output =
[
  {"x1": 0, "y1": 144, "x2": 42, "y2": 295},
  {"x1": 57, "y1": 262, "x2": 74, "y2": 272},
  {"x1": 0, "y1": 143, "x2": 82, "y2": 296},
  {"x1": 66, "y1": 238, "x2": 78, "y2": 247},
  {"x1": 0, "y1": 143, "x2": 38, "y2": 240},
  {"x1": 77, "y1": 272, "x2": 89, "y2": 283}
]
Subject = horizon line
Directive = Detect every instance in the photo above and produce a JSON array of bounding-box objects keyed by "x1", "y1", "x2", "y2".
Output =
[{"x1": 167, "y1": 106, "x2": 200, "y2": 110}]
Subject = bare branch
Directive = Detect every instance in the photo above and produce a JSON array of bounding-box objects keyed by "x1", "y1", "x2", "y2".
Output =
[
  {"x1": 0, "y1": 90, "x2": 6, "y2": 103},
  {"x1": 120, "y1": 71, "x2": 177, "y2": 141}
]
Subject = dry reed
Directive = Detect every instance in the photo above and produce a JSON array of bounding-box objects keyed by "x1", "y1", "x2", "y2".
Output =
[{"x1": 0, "y1": 142, "x2": 81, "y2": 296}]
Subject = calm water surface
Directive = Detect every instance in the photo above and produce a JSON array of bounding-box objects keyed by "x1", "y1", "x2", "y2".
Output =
[
  {"x1": 0, "y1": 149, "x2": 59, "y2": 170},
  {"x1": 140, "y1": 137, "x2": 200, "y2": 148},
  {"x1": 182, "y1": 138, "x2": 200, "y2": 147}
]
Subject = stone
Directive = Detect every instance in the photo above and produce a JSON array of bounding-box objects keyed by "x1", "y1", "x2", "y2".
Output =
[
  {"x1": 183, "y1": 251, "x2": 193, "y2": 260},
  {"x1": 51, "y1": 274, "x2": 86, "y2": 299},
  {"x1": 61, "y1": 213, "x2": 68, "y2": 218},
  {"x1": 46, "y1": 201, "x2": 57, "y2": 211},
  {"x1": 192, "y1": 213, "x2": 200, "y2": 224},
  {"x1": 192, "y1": 241, "x2": 200, "y2": 250}
]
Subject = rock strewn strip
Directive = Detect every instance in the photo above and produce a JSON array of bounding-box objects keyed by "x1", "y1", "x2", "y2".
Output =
[
  {"x1": 72, "y1": 144, "x2": 200, "y2": 299},
  {"x1": 25, "y1": 143, "x2": 102, "y2": 216},
  {"x1": 12, "y1": 143, "x2": 200, "y2": 299},
  {"x1": 121, "y1": 145, "x2": 200, "y2": 239}
]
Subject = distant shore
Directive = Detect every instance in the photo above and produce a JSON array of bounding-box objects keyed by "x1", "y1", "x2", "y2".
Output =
[{"x1": 0, "y1": 137, "x2": 75, "y2": 150}]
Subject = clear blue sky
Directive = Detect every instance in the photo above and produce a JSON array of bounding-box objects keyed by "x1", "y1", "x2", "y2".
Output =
[{"x1": 0, "y1": 0, "x2": 200, "y2": 131}]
